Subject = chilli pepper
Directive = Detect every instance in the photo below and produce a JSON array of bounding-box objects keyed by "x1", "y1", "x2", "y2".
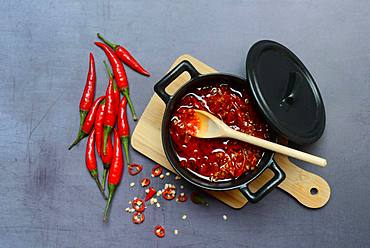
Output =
[
  {"x1": 94, "y1": 99, "x2": 106, "y2": 157},
  {"x1": 95, "y1": 42, "x2": 128, "y2": 89},
  {"x1": 103, "y1": 129, "x2": 123, "y2": 222},
  {"x1": 102, "y1": 70, "x2": 117, "y2": 155},
  {"x1": 85, "y1": 129, "x2": 107, "y2": 200},
  {"x1": 69, "y1": 96, "x2": 104, "y2": 150},
  {"x1": 95, "y1": 42, "x2": 138, "y2": 121},
  {"x1": 145, "y1": 187, "x2": 156, "y2": 202},
  {"x1": 69, "y1": 53, "x2": 96, "y2": 150},
  {"x1": 101, "y1": 133, "x2": 113, "y2": 191},
  {"x1": 79, "y1": 53, "x2": 96, "y2": 111},
  {"x1": 117, "y1": 96, "x2": 130, "y2": 165},
  {"x1": 80, "y1": 53, "x2": 97, "y2": 112},
  {"x1": 128, "y1": 164, "x2": 143, "y2": 176},
  {"x1": 97, "y1": 33, "x2": 150, "y2": 77}
]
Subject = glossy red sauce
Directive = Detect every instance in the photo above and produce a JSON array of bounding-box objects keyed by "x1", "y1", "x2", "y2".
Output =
[{"x1": 170, "y1": 84, "x2": 270, "y2": 181}]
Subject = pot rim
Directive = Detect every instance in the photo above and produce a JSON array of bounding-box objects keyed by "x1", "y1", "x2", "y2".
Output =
[
  {"x1": 154, "y1": 60, "x2": 285, "y2": 202},
  {"x1": 161, "y1": 73, "x2": 274, "y2": 189}
]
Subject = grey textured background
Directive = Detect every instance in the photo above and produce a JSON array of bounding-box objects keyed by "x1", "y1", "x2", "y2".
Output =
[{"x1": 1, "y1": 0, "x2": 369, "y2": 247}]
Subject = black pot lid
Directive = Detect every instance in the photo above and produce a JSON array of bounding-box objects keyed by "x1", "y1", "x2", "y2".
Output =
[{"x1": 246, "y1": 40, "x2": 325, "y2": 145}]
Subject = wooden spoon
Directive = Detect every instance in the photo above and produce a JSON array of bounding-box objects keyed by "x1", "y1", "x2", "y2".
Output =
[{"x1": 192, "y1": 110, "x2": 327, "y2": 167}]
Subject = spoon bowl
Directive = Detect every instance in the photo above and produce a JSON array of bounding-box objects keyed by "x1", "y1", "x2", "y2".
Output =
[{"x1": 193, "y1": 110, "x2": 228, "y2": 138}]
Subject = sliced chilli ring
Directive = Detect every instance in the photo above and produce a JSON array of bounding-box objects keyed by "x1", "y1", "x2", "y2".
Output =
[
  {"x1": 177, "y1": 193, "x2": 188, "y2": 202},
  {"x1": 152, "y1": 165, "x2": 163, "y2": 177},
  {"x1": 162, "y1": 187, "x2": 176, "y2": 200},
  {"x1": 128, "y1": 164, "x2": 143, "y2": 176},
  {"x1": 154, "y1": 225, "x2": 165, "y2": 238},
  {"x1": 132, "y1": 198, "x2": 145, "y2": 212},
  {"x1": 132, "y1": 212, "x2": 145, "y2": 224},
  {"x1": 141, "y1": 178, "x2": 150, "y2": 187}
]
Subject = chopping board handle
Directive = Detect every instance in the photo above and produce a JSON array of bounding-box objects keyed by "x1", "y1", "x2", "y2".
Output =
[{"x1": 275, "y1": 153, "x2": 331, "y2": 208}]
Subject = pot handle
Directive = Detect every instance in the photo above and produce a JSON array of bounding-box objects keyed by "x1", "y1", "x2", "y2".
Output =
[
  {"x1": 239, "y1": 159, "x2": 285, "y2": 203},
  {"x1": 154, "y1": 60, "x2": 200, "y2": 104}
]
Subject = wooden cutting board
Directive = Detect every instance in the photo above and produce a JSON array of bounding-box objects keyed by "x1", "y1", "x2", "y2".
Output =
[{"x1": 131, "y1": 54, "x2": 331, "y2": 209}]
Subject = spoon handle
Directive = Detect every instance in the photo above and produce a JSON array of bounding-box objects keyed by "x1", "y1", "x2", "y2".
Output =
[{"x1": 227, "y1": 129, "x2": 327, "y2": 167}]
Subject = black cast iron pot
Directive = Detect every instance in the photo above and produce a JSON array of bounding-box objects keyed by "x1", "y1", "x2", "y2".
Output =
[{"x1": 154, "y1": 60, "x2": 285, "y2": 203}]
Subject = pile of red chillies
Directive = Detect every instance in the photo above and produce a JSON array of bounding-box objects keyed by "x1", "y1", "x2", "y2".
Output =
[{"x1": 68, "y1": 34, "x2": 150, "y2": 222}]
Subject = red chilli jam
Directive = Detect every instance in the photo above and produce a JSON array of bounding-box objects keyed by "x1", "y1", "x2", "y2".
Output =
[{"x1": 169, "y1": 84, "x2": 270, "y2": 181}]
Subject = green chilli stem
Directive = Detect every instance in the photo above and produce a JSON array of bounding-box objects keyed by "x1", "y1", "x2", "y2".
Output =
[
  {"x1": 102, "y1": 168, "x2": 108, "y2": 191},
  {"x1": 68, "y1": 131, "x2": 87, "y2": 150},
  {"x1": 104, "y1": 62, "x2": 118, "y2": 95},
  {"x1": 90, "y1": 170, "x2": 107, "y2": 200},
  {"x1": 103, "y1": 184, "x2": 116, "y2": 223},
  {"x1": 79, "y1": 110, "x2": 88, "y2": 130},
  {"x1": 97, "y1": 33, "x2": 118, "y2": 50},
  {"x1": 122, "y1": 89, "x2": 137, "y2": 121},
  {"x1": 102, "y1": 126, "x2": 112, "y2": 155},
  {"x1": 103, "y1": 60, "x2": 113, "y2": 79},
  {"x1": 121, "y1": 136, "x2": 130, "y2": 165},
  {"x1": 68, "y1": 110, "x2": 88, "y2": 150}
]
